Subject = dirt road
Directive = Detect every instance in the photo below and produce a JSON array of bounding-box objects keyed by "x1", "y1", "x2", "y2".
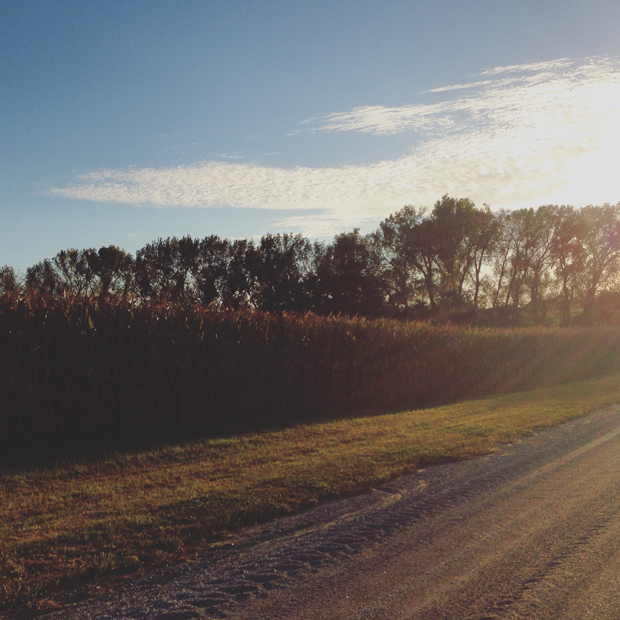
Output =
[{"x1": 40, "y1": 404, "x2": 620, "y2": 619}]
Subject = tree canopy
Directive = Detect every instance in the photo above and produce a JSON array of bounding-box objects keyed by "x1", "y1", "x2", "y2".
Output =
[{"x1": 5, "y1": 197, "x2": 620, "y2": 326}]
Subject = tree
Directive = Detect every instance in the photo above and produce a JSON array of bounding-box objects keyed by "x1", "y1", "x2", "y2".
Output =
[
  {"x1": 551, "y1": 205, "x2": 583, "y2": 326},
  {"x1": 219, "y1": 239, "x2": 256, "y2": 310},
  {"x1": 87, "y1": 246, "x2": 134, "y2": 299},
  {"x1": 24, "y1": 246, "x2": 133, "y2": 300},
  {"x1": 314, "y1": 229, "x2": 385, "y2": 316},
  {"x1": 25, "y1": 249, "x2": 94, "y2": 298},
  {"x1": 579, "y1": 203, "x2": 620, "y2": 316},
  {"x1": 522, "y1": 206, "x2": 556, "y2": 320},
  {"x1": 25, "y1": 259, "x2": 60, "y2": 296},
  {"x1": 489, "y1": 210, "x2": 512, "y2": 309},
  {"x1": 194, "y1": 235, "x2": 230, "y2": 307},
  {"x1": 52, "y1": 249, "x2": 95, "y2": 296},
  {"x1": 430, "y1": 195, "x2": 479, "y2": 302},
  {"x1": 464, "y1": 205, "x2": 500, "y2": 308},
  {"x1": 250, "y1": 233, "x2": 313, "y2": 313},
  {"x1": 135, "y1": 237, "x2": 201, "y2": 303},
  {"x1": 0, "y1": 265, "x2": 21, "y2": 296},
  {"x1": 490, "y1": 208, "x2": 555, "y2": 320},
  {"x1": 376, "y1": 205, "x2": 426, "y2": 313}
]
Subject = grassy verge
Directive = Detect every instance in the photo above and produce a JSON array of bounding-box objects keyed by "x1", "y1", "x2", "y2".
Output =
[{"x1": 3, "y1": 371, "x2": 620, "y2": 615}]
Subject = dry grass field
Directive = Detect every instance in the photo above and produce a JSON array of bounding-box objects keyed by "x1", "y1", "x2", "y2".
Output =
[{"x1": 3, "y1": 371, "x2": 620, "y2": 615}]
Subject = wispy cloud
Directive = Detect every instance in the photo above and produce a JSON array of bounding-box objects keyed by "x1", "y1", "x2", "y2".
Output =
[
  {"x1": 304, "y1": 57, "x2": 618, "y2": 137},
  {"x1": 423, "y1": 80, "x2": 493, "y2": 93},
  {"x1": 49, "y1": 57, "x2": 620, "y2": 237},
  {"x1": 478, "y1": 58, "x2": 572, "y2": 76}
]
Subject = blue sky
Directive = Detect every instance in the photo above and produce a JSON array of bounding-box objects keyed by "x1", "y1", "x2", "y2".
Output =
[{"x1": 2, "y1": 1, "x2": 620, "y2": 272}]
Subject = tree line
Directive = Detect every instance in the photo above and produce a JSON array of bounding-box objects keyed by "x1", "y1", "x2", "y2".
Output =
[{"x1": 2, "y1": 196, "x2": 620, "y2": 326}]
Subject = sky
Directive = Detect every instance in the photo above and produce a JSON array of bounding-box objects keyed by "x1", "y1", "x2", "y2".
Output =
[{"x1": 1, "y1": 1, "x2": 620, "y2": 273}]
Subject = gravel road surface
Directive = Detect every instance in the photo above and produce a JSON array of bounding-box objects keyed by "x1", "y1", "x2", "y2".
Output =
[{"x1": 37, "y1": 403, "x2": 620, "y2": 619}]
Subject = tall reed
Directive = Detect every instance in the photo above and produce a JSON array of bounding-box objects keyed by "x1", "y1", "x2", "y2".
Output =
[{"x1": 1, "y1": 294, "x2": 619, "y2": 457}]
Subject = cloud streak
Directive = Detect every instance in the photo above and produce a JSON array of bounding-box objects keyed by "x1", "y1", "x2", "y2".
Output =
[
  {"x1": 49, "y1": 57, "x2": 620, "y2": 236},
  {"x1": 305, "y1": 57, "x2": 618, "y2": 136}
]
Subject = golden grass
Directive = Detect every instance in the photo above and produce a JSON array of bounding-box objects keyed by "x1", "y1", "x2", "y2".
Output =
[{"x1": 3, "y1": 371, "x2": 620, "y2": 614}]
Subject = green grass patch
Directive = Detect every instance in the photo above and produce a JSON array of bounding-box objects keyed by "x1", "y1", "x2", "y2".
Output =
[{"x1": 3, "y1": 371, "x2": 620, "y2": 615}]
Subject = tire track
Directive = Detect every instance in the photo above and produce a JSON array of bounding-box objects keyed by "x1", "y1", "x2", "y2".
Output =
[
  {"x1": 34, "y1": 404, "x2": 620, "y2": 620},
  {"x1": 472, "y1": 505, "x2": 619, "y2": 620}
]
